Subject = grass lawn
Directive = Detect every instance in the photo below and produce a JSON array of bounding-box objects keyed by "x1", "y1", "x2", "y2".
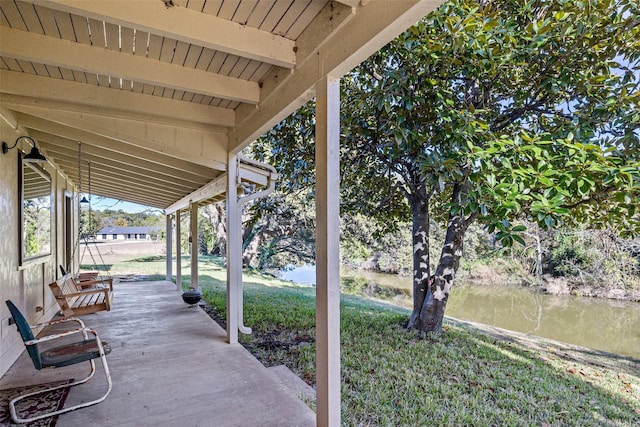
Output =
[{"x1": 102, "y1": 254, "x2": 640, "y2": 426}]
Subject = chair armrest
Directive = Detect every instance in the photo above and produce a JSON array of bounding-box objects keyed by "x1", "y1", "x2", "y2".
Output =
[
  {"x1": 30, "y1": 317, "x2": 86, "y2": 330},
  {"x1": 24, "y1": 327, "x2": 92, "y2": 345}
]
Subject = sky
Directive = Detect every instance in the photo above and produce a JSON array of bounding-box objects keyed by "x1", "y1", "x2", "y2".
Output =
[{"x1": 89, "y1": 196, "x2": 162, "y2": 214}]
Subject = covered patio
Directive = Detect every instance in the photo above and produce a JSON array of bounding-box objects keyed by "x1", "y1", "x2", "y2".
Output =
[
  {"x1": 0, "y1": 279, "x2": 316, "y2": 426},
  {"x1": 0, "y1": 1, "x2": 445, "y2": 424}
]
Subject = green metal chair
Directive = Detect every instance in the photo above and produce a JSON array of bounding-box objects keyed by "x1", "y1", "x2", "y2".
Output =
[{"x1": 4, "y1": 300, "x2": 112, "y2": 424}]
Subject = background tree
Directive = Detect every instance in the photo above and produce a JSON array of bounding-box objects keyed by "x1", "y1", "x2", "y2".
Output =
[
  {"x1": 113, "y1": 217, "x2": 129, "y2": 227},
  {"x1": 248, "y1": 190, "x2": 317, "y2": 270},
  {"x1": 197, "y1": 193, "x2": 316, "y2": 269},
  {"x1": 255, "y1": 0, "x2": 640, "y2": 333},
  {"x1": 79, "y1": 207, "x2": 101, "y2": 238},
  {"x1": 23, "y1": 198, "x2": 51, "y2": 255}
]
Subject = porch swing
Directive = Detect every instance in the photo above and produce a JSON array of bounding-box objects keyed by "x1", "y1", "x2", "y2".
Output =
[{"x1": 60, "y1": 143, "x2": 112, "y2": 289}]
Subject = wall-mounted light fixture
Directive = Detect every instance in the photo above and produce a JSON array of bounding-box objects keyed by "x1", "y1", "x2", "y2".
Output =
[{"x1": 2, "y1": 136, "x2": 47, "y2": 163}]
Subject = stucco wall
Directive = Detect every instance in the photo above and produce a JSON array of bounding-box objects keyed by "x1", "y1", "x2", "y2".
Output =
[{"x1": 0, "y1": 122, "x2": 77, "y2": 377}]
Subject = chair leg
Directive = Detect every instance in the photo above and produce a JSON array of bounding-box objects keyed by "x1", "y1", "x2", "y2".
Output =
[{"x1": 9, "y1": 354, "x2": 112, "y2": 424}]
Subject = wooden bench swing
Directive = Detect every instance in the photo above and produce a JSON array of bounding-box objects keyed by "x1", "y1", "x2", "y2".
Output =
[
  {"x1": 55, "y1": 228, "x2": 115, "y2": 318},
  {"x1": 49, "y1": 274, "x2": 113, "y2": 318},
  {"x1": 51, "y1": 144, "x2": 114, "y2": 318}
]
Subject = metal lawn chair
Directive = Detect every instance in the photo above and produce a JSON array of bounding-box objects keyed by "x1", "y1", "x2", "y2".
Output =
[{"x1": 4, "y1": 300, "x2": 112, "y2": 424}]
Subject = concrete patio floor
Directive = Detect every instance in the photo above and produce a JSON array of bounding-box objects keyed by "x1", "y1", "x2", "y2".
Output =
[{"x1": 1, "y1": 280, "x2": 316, "y2": 426}]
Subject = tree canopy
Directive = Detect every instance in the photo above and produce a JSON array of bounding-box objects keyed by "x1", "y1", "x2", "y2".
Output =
[
  {"x1": 257, "y1": 0, "x2": 639, "y2": 236},
  {"x1": 340, "y1": 0, "x2": 640, "y2": 238},
  {"x1": 253, "y1": 0, "x2": 640, "y2": 332}
]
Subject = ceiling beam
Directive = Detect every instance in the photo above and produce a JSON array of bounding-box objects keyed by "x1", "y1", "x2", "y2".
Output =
[
  {"x1": 294, "y1": 2, "x2": 355, "y2": 66},
  {"x1": 0, "y1": 27, "x2": 260, "y2": 104},
  {"x1": 82, "y1": 184, "x2": 176, "y2": 208},
  {"x1": 0, "y1": 106, "x2": 19, "y2": 129},
  {"x1": 333, "y1": 0, "x2": 360, "y2": 8},
  {"x1": 26, "y1": 0, "x2": 296, "y2": 68},
  {"x1": 57, "y1": 166, "x2": 181, "y2": 201},
  {"x1": 54, "y1": 158, "x2": 188, "y2": 200},
  {"x1": 42, "y1": 146, "x2": 199, "y2": 192},
  {"x1": 228, "y1": 1, "x2": 355, "y2": 152},
  {"x1": 33, "y1": 131, "x2": 211, "y2": 185},
  {"x1": 1, "y1": 94, "x2": 228, "y2": 132},
  {"x1": 6, "y1": 104, "x2": 227, "y2": 171},
  {"x1": 0, "y1": 70, "x2": 235, "y2": 128},
  {"x1": 165, "y1": 173, "x2": 227, "y2": 215},
  {"x1": 46, "y1": 153, "x2": 201, "y2": 191},
  {"x1": 56, "y1": 164, "x2": 180, "y2": 206},
  {"x1": 16, "y1": 113, "x2": 219, "y2": 177}
]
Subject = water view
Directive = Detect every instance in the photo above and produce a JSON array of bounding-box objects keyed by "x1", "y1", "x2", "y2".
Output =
[{"x1": 281, "y1": 265, "x2": 640, "y2": 359}]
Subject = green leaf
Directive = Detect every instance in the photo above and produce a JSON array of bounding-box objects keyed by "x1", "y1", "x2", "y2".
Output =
[
  {"x1": 512, "y1": 234, "x2": 526, "y2": 246},
  {"x1": 544, "y1": 215, "x2": 556, "y2": 229}
]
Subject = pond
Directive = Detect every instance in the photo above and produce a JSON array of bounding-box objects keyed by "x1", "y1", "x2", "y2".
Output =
[{"x1": 281, "y1": 265, "x2": 640, "y2": 359}]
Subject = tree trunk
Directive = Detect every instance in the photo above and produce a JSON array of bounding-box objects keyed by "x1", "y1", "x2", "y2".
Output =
[
  {"x1": 418, "y1": 212, "x2": 467, "y2": 333},
  {"x1": 407, "y1": 195, "x2": 431, "y2": 329},
  {"x1": 534, "y1": 227, "x2": 543, "y2": 279},
  {"x1": 243, "y1": 227, "x2": 267, "y2": 268},
  {"x1": 213, "y1": 204, "x2": 227, "y2": 258},
  {"x1": 411, "y1": 181, "x2": 476, "y2": 334}
]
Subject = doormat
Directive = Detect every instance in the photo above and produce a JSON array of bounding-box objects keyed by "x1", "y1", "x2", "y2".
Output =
[{"x1": 0, "y1": 379, "x2": 73, "y2": 427}]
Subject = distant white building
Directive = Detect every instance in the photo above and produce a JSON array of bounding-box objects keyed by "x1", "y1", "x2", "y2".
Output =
[{"x1": 95, "y1": 226, "x2": 160, "y2": 241}]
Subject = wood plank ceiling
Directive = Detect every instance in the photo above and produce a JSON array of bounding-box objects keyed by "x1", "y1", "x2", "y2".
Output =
[{"x1": 0, "y1": 0, "x2": 442, "y2": 210}]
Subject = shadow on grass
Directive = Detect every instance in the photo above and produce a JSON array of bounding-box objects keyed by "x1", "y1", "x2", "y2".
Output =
[
  {"x1": 453, "y1": 318, "x2": 640, "y2": 379},
  {"x1": 568, "y1": 346, "x2": 640, "y2": 378},
  {"x1": 94, "y1": 254, "x2": 639, "y2": 424},
  {"x1": 194, "y1": 276, "x2": 639, "y2": 426}
]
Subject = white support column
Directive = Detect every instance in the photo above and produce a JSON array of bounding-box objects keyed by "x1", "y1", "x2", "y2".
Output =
[
  {"x1": 315, "y1": 75, "x2": 341, "y2": 427},
  {"x1": 190, "y1": 201, "x2": 199, "y2": 288},
  {"x1": 165, "y1": 214, "x2": 173, "y2": 282},
  {"x1": 176, "y1": 210, "x2": 182, "y2": 291},
  {"x1": 226, "y1": 154, "x2": 239, "y2": 344}
]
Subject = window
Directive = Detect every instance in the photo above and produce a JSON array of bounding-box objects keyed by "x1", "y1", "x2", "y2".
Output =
[{"x1": 20, "y1": 156, "x2": 51, "y2": 264}]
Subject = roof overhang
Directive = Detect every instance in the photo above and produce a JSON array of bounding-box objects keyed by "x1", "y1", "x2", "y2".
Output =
[{"x1": 0, "y1": 0, "x2": 444, "y2": 209}]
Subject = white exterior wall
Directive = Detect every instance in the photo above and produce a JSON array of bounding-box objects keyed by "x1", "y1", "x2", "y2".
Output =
[
  {"x1": 96, "y1": 233, "x2": 153, "y2": 241},
  {"x1": 0, "y1": 121, "x2": 77, "y2": 377}
]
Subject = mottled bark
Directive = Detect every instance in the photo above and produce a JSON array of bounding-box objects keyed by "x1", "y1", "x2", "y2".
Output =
[
  {"x1": 410, "y1": 180, "x2": 476, "y2": 334},
  {"x1": 418, "y1": 212, "x2": 468, "y2": 333},
  {"x1": 407, "y1": 195, "x2": 430, "y2": 329}
]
